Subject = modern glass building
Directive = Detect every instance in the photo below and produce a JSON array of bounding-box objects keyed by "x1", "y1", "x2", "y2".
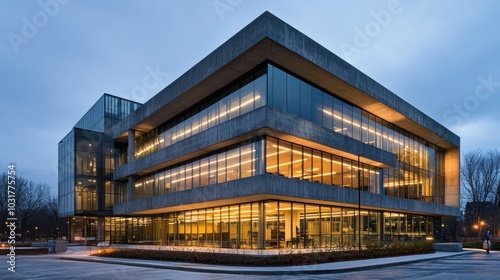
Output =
[
  {"x1": 58, "y1": 94, "x2": 141, "y2": 242},
  {"x1": 59, "y1": 12, "x2": 460, "y2": 249}
]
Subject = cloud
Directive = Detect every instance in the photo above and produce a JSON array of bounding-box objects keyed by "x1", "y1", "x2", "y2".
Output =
[{"x1": 453, "y1": 117, "x2": 500, "y2": 151}]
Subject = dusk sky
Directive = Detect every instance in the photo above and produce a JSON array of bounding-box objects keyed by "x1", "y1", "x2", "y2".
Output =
[{"x1": 2, "y1": 0, "x2": 500, "y2": 195}]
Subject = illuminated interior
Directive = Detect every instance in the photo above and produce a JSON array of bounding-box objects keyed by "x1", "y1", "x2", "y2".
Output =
[
  {"x1": 129, "y1": 64, "x2": 445, "y2": 203},
  {"x1": 134, "y1": 140, "x2": 262, "y2": 200},
  {"x1": 132, "y1": 136, "x2": 383, "y2": 200},
  {"x1": 102, "y1": 201, "x2": 433, "y2": 249},
  {"x1": 133, "y1": 67, "x2": 267, "y2": 159}
]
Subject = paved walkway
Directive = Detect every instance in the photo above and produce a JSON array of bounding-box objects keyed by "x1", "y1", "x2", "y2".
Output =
[{"x1": 57, "y1": 245, "x2": 475, "y2": 275}]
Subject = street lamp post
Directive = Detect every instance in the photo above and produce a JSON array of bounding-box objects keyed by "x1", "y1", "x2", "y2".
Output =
[{"x1": 474, "y1": 221, "x2": 487, "y2": 240}]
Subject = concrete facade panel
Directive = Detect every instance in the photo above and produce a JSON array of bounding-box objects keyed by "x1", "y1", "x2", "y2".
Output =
[
  {"x1": 111, "y1": 12, "x2": 459, "y2": 150},
  {"x1": 114, "y1": 174, "x2": 459, "y2": 217},
  {"x1": 114, "y1": 107, "x2": 397, "y2": 180},
  {"x1": 444, "y1": 147, "x2": 460, "y2": 208}
]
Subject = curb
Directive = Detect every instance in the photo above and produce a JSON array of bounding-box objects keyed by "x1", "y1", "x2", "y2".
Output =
[{"x1": 59, "y1": 251, "x2": 474, "y2": 275}]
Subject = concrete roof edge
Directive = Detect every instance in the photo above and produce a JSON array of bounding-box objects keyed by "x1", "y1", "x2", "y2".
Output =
[
  {"x1": 111, "y1": 12, "x2": 276, "y2": 139},
  {"x1": 110, "y1": 11, "x2": 459, "y2": 149}
]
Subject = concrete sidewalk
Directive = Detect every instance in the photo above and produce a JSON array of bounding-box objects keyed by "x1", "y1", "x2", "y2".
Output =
[{"x1": 57, "y1": 246, "x2": 474, "y2": 275}]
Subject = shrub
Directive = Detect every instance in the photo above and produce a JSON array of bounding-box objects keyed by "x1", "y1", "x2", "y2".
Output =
[
  {"x1": 463, "y1": 241, "x2": 499, "y2": 251},
  {"x1": 95, "y1": 241, "x2": 435, "y2": 266}
]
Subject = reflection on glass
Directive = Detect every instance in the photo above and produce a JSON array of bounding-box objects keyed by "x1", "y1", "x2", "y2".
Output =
[
  {"x1": 134, "y1": 140, "x2": 262, "y2": 199},
  {"x1": 134, "y1": 68, "x2": 267, "y2": 159},
  {"x1": 266, "y1": 64, "x2": 445, "y2": 204},
  {"x1": 265, "y1": 136, "x2": 381, "y2": 192},
  {"x1": 104, "y1": 201, "x2": 433, "y2": 249}
]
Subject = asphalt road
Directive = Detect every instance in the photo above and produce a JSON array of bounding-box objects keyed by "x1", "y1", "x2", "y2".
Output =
[{"x1": 3, "y1": 250, "x2": 498, "y2": 280}]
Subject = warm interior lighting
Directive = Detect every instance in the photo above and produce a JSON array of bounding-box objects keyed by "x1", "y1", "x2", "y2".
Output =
[
  {"x1": 266, "y1": 158, "x2": 307, "y2": 170},
  {"x1": 135, "y1": 148, "x2": 256, "y2": 188},
  {"x1": 323, "y1": 109, "x2": 404, "y2": 146},
  {"x1": 384, "y1": 180, "x2": 423, "y2": 187},
  {"x1": 266, "y1": 142, "x2": 377, "y2": 182},
  {"x1": 135, "y1": 94, "x2": 260, "y2": 157},
  {"x1": 172, "y1": 95, "x2": 260, "y2": 141}
]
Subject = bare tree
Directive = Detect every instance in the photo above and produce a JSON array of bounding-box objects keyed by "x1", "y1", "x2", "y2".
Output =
[
  {"x1": 17, "y1": 181, "x2": 51, "y2": 239},
  {"x1": 461, "y1": 149, "x2": 500, "y2": 237},
  {"x1": 493, "y1": 173, "x2": 500, "y2": 238},
  {"x1": 0, "y1": 173, "x2": 29, "y2": 238},
  {"x1": 42, "y1": 195, "x2": 64, "y2": 238},
  {"x1": 1, "y1": 173, "x2": 66, "y2": 241}
]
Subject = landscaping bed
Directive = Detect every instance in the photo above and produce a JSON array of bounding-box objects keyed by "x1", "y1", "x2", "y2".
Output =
[
  {"x1": 95, "y1": 241, "x2": 434, "y2": 266},
  {"x1": 0, "y1": 247, "x2": 47, "y2": 255},
  {"x1": 462, "y1": 241, "x2": 499, "y2": 250}
]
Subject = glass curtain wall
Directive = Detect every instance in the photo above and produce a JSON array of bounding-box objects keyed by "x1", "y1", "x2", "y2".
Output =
[
  {"x1": 125, "y1": 63, "x2": 445, "y2": 204},
  {"x1": 133, "y1": 139, "x2": 264, "y2": 200},
  {"x1": 58, "y1": 131, "x2": 76, "y2": 217},
  {"x1": 133, "y1": 66, "x2": 267, "y2": 159},
  {"x1": 60, "y1": 95, "x2": 140, "y2": 218},
  {"x1": 104, "y1": 201, "x2": 432, "y2": 249},
  {"x1": 74, "y1": 129, "x2": 101, "y2": 214},
  {"x1": 266, "y1": 136, "x2": 380, "y2": 192},
  {"x1": 267, "y1": 64, "x2": 445, "y2": 204},
  {"x1": 132, "y1": 136, "x2": 380, "y2": 201},
  {"x1": 383, "y1": 212, "x2": 430, "y2": 242}
]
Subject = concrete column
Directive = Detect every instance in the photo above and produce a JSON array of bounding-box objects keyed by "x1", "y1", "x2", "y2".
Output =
[
  {"x1": 378, "y1": 169, "x2": 385, "y2": 195},
  {"x1": 284, "y1": 211, "x2": 292, "y2": 241},
  {"x1": 97, "y1": 217, "x2": 104, "y2": 242},
  {"x1": 379, "y1": 211, "x2": 385, "y2": 243},
  {"x1": 127, "y1": 176, "x2": 135, "y2": 202},
  {"x1": 258, "y1": 202, "x2": 265, "y2": 249},
  {"x1": 67, "y1": 217, "x2": 73, "y2": 243},
  {"x1": 128, "y1": 129, "x2": 135, "y2": 163}
]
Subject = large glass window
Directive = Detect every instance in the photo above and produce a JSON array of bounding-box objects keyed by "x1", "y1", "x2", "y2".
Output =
[
  {"x1": 103, "y1": 200, "x2": 433, "y2": 249},
  {"x1": 134, "y1": 66, "x2": 267, "y2": 159},
  {"x1": 278, "y1": 140, "x2": 292, "y2": 178},
  {"x1": 134, "y1": 139, "x2": 264, "y2": 200},
  {"x1": 266, "y1": 136, "x2": 380, "y2": 193},
  {"x1": 266, "y1": 64, "x2": 445, "y2": 204},
  {"x1": 265, "y1": 136, "x2": 381, "y2": 193},
  {"x1": 74, "y1": 179, "x2": 97, "y2": 213}
]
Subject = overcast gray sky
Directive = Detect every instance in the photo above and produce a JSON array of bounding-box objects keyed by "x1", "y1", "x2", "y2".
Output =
[{"x1": 2, "y1": 0, "x2": 499, "y2": 194}]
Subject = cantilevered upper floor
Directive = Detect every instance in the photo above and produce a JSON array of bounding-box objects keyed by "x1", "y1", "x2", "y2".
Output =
[
  {"x1": 108, "y1": 12, "x2": 460, "y2": 215},
  {"x1": 111, "y1": 12, "x2": 458, "y2": 149}
]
